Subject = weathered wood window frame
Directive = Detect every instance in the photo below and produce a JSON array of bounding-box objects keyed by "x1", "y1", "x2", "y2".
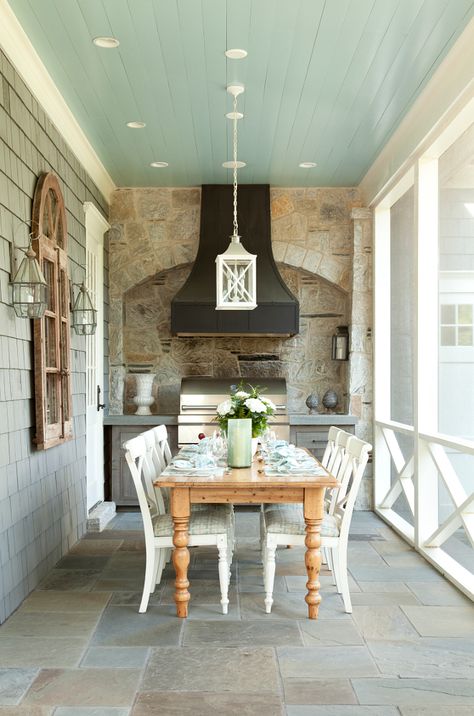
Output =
[{"x1": 31, "y1": 173, "x2": 73, "y2": 449}]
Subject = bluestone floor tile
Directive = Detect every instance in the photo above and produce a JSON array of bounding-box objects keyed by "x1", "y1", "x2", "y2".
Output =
[
  {"x1": 141, "y1": 646, "x2": 280, "y2": 693},
  {"x1": 351, "y1": 606, "x2": 420, "y2": 640},
  {"x1": 160, "y1": 578, "x2": 237, "y2": 605},
  {"x1": 131, "y1": 691, "x2": 284, "y2": 715},
  {"x1": 277, "y1": 646, "x2": 378, "y2": 678},
  {"x1": 406, "y1": 581, "x2": 473, "y2": 606},
  {"x1": 356, "y1": 581, "x2": 412, "y2": 593},
  {"x1": 367, "y1": 638, "x2": 474, "y2": 678},
  {"x1": 38, "y1": 570, "x2": 101, "y2": 592},
  {"x1": 20, "y1": 591, "x2": 111, "y2": 613},
  {"x1": 54, "y1": 709, "x2": 130, "y2": 716},
  {"x1": 81, "y1": 646, "x2": 149, "y2": 669},
  {"x1": 0, "y1": 509, "x2": 472, "y2": 715},
  {"x1": 401, "y1": 605, "x2": 474, "y2": 637},
  {"x1": 55, "y1": 556, "x2": 111, "y2": 571},
  {"x1": 298, "y1": 619, "x2": 364, "y2": 646},
  {"x1": 0, "y1": 668, "x2": 38, "y2": 705},
  {"x1": 23, "y1": 668, "x2": 141, "y2": 707},
  {"x1": 0, "y1": 611, "x2": 100, "y2": 639},
  {"x1": 351, "y1": 591, "x2": 420, "y2": 606},
  {"x1": 91, "y1": 606, "x2": 182, "y2": 647},
  {"x1": 286, "y1": 708, "x2": 399, "y2": 716},
  {"x1": 349, "y1": 564, "x2": 443, "y2": 582},
  {"x1": 0, "y1": 707, "x2": 52, "y2": 715},
  {"x1": 283, "y1": 678, "x2": 357, "y2": 704},
  {"x1": 240, "y1": 590, "x2": 350, "y2": 620},
  {"x1": 352, "y1": 678, "x2": 474, "y2": 706},
  {"x1": 183, "y1": 619, "x2": 303, "y2": 646},
  {"x1": 399, "y1": 707, "x2": 474, "y2": 715},
  {"x1": 0, "y1": 637, "x2": 86, "y2": 668},
  {"x1": 68, "y1": 539, "x2": 124, "y2": 556}
]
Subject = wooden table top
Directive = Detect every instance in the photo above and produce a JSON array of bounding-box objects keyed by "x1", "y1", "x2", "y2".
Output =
[{"x1": 155, "y1": 454, "x2": 338, "y2": 489}]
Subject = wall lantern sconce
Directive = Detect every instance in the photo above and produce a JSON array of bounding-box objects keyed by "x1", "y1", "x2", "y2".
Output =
[
  {"x1": 10, "y1": 225, "x2": 49, "y2": 319},
  {"x1": 216, "y1": 83, "x2": 257, "y2": 311},
  {"x1": 71, "y1": 282, "x2": 97, "y2": 335},
  {"x1": 332, "y1": 325, "x2": 349, "y2": 361}
]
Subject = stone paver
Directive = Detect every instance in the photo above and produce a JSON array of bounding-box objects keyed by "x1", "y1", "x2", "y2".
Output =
[
  {"x1": 0, "y1": 510, "x2": 472, "y2": 713},
  {"x1": 142, "y1": 646, "x2": 279, "y2": 693}
]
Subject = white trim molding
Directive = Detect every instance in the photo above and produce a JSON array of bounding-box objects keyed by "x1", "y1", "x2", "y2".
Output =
[
  {"x1": 83, "y1": 201, "x2": 111, "y2": 233},
  {"x1": 0, "y1": 0, "x2": 116, "y2": 202},
  {"x1": 360, "y1": 16, "x2": 474, "y2": 207}
]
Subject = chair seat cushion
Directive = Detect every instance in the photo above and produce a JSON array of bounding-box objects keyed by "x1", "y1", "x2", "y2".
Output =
[
  {"x1": 264, "y1": 506, "x2": 339, "y2": 537},
  {"x1": 192, "y1": 504, "x2": 233, "y2": 516},
  {"x1": 153, "y1": 508, "x2": 230, "y2": 537}
]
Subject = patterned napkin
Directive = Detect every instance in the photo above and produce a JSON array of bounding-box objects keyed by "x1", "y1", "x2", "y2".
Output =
[{"x1": 163, "y1": 452, "x2": 224, "y2": 476}]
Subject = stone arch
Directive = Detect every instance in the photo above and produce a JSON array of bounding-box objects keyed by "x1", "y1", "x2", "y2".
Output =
[{"x1": 274, "y1": 243, "x2": 351, "y2": 294}]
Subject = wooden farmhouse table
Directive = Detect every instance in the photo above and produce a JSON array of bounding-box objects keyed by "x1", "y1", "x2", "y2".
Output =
[{"x1": 156, "y1": 454, "x2": 338, "y2": 619}]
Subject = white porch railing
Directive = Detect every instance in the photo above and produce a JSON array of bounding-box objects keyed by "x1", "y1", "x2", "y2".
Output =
[{"x1": 375, "y1": 419, "x2": 474, "y2": 600}]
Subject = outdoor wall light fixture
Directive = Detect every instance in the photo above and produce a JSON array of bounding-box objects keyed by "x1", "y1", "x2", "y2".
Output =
[
  {"x1": 216, "y1": 83, "x2": 257, "y2": 310},
  {"x1": 9, "y1": 221, "x2": 48, "y2": 319},
  {"x1": 71, "y1": 282, "x2": 97, "y2": 335},
  {"x1": 332, "y1": 325, "x2": 349, "y2": 361}
]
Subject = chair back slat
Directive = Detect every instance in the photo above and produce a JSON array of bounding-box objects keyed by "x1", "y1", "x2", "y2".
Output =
[
  {"x1": 327, "y1": 430, "x2": 354, "y2": 513},
  {"x1": 123, "y1": 435, "x2": 156, "y2": 545},
  {"x1": 142, "y1": 430, "x2": 166, "y2": 515},
  {"x1": 321, "y1": 426, "x2": 341, "y2": 469},
  {"x1": 153, "y1": 424, "x2": 172, "y2": 466},
  {"x1": 334, "y1": 437, "x2": 372, "y2": 541}
]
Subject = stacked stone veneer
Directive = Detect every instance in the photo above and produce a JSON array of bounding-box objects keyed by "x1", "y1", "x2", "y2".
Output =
[
  {"x1": 0, "y1": 49, "x2": 109, "y2": 622},
  {"x1": 121, "y1": 263, "x2": 349, "y2": 414},
  {"x1": 109, "y1": 187, "x2": 372, "y2": 431}
]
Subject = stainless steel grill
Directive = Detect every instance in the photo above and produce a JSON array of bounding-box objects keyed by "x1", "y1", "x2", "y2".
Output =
[{"x1": 178, "y1": 377, "x2": 290, "y2": 445}]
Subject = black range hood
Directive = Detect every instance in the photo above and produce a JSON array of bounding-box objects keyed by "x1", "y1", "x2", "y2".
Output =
[{"x1": 171, "y1": 184, "x2": 299, "y2": 336}]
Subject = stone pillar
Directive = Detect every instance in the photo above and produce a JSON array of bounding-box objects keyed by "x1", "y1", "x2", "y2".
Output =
[{"x1": 349, "y1": 208, "x2": 373, "y2": 509}]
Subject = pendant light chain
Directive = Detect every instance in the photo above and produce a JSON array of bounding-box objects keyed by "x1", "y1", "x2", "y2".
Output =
[{"x1": 232, "y1": 93, "x2": 239, "y2": 238}]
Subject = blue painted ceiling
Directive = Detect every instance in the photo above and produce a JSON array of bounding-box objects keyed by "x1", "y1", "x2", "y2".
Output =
[{"x1": 7, "y1": 0, "x2": 474, "y2": 187}]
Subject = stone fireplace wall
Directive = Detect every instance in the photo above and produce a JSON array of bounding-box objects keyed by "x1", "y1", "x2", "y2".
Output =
[
  {"x1": 122, "y1": 263, "x2": 349, "y2": 414},
  {"x1": 108, "y1": 187, "x2": 371, "y2": 421}
]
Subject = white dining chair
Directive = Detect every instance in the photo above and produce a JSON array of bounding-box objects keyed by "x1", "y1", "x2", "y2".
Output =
[
  {"x1": 261, "y1": 435, "x2": 372, "y2": 614},
  {"x1": 123, "y1": 433, "x2": 234, "y2": 614}
]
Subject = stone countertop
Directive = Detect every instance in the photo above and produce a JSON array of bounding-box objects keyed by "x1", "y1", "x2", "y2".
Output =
[
  {"x1": 104, "y1": 414, "x2": 357, "y2": 426},
  {"x1": 289, "y1": 414, "x2": 357, "y2": 425},
  {"x1": 104, "y1": 415, "x2": 178, "y2": 426}
]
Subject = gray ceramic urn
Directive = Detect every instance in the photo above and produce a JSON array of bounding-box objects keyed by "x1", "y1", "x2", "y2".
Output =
[
  {"x1": 305, "y1": 392, "x2": 319, "y2": 414},
  {"x1": 322, "y1": 389, "x2": 338, "y2": 411}
]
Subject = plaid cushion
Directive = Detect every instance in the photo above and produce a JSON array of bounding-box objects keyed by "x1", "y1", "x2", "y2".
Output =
[
  {"x1": 153, "y1": 509, "x2": 230, "y2": 537},
  {"x1": 264, "y1": 507, "x2": 339, "y2": 537},
  {"x1": 263, "y1": 503, "x2": 299, "y2": 512},
  {"x1": 192, "y1": 504, "x2": 233, "y2": 516}
]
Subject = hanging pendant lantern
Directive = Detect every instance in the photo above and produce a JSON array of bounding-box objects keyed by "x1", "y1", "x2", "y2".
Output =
[
  {"x1": 216, "y1": 84, "x2": 257, "y2": 311},
  {"x1": 72, "y1": 282, "x2": 97, "y2": 335},
  {"x1": 11, "y1": 245, "x2": 48, "y2": 319}
]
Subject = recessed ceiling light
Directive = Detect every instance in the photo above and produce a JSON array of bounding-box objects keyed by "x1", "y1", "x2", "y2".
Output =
[
  {"x1": 93, "y1": 36, "x2": 120, "y2": 48},
  {"x1": 126, "y1": 121, "x2": 146, "y2": 129},
  {"x1": 226, "y1": 111, "x2": 244, "y2": 120},
  {"x1": 299, "y1": 161, "x2": 317, "y2": 168},
  {"x1": 225, "y1": 48, "x2": 247, "y2": 59},
  {"x1": 222, "y1": 160, "x2": 246, "y2": 169},
  {"x1": 150, "y1": 161, "x2": 169, "y2": 168}
]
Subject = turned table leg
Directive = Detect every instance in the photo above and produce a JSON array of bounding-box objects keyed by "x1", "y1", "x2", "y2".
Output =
[
  {"x1": 303, "y1": 487, "x2": 323, "y2": 619},
  {"x1": 171, "y1": 488, "x2": 191, "y2": 618}
]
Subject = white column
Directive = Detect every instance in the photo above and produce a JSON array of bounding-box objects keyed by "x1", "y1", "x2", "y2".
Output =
[{"x1": 414, "y1": 157, "x2": 439, "y2": 547}]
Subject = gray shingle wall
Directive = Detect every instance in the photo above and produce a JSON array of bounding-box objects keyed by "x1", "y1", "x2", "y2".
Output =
[{"x1": 0, "y1": 49, "x2": 109, "y2": 623}]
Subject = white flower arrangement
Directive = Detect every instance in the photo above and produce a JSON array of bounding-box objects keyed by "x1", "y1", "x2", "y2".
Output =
[{"x1": 216, "y1": 383, "x2": 276, "y2": 438}]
